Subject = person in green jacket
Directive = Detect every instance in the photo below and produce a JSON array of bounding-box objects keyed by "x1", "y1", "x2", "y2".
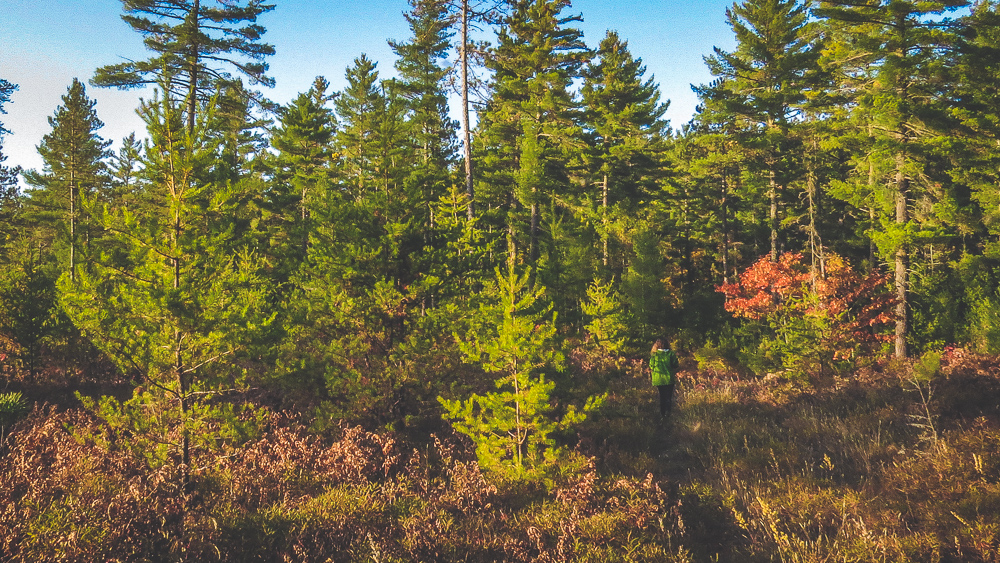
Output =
[{"x1": 650, "y1": 338, "x2": 680, "y2": 417}]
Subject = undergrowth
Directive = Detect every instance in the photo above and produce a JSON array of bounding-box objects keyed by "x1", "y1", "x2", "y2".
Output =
[{"x1": 2, "y1": 347, "x2": 999, "y2": 561}]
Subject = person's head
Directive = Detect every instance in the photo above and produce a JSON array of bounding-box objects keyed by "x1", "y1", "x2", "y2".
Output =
[{"x1": 651, "y1": 338, "x2": 663, "y2": 356}]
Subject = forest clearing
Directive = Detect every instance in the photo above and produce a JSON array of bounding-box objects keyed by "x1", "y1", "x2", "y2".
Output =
[{"x1": 2, "y1": 0, "x2": 1000, "y2": 560}]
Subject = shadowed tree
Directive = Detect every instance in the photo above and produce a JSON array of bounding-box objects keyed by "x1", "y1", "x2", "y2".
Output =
[
  {"x1": 390, "y1": 0, "x2": 458, "y2": 225},
  {"x1": 477, "y1": 0, "x2": 587, "y2": 270},
  {"x1": 266, "y1": 76, "x2": 336, "y2": 273},
  {"x1": 0, "y1": 79, "x2": 20, "y2": 248},
  {"x1": 581, "y1": 30, "x2": 669, "y2": 272}
]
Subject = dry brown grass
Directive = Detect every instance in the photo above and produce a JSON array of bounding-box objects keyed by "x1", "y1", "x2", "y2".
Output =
[{"x1": 1, "y1": 348, "x2": 998, "y2": 562}]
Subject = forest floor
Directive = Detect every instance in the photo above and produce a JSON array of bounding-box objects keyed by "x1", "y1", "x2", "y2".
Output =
[
  {"x1": 585, "y1": 348, "x2": 1000, "y2": 561},
  {"x1": 2, "y1": 348, "x2": 1000, "y2": 561}
]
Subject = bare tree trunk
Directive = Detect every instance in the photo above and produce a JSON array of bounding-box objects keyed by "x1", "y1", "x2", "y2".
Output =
[
  {"x1": 806, "y1": 137, "x2": 824, "y2": 286},
  {"x1": 513, "y1": 370, "x2": 523, "y2": 470},
  {"x1": 602, "y1": 172, "x2": 609, "y2": 267},
  {"x1": 176, "y1": 334, "x2": 190, "y2": 493},
  {"x1": 721, "y1": 172, "x2": 729, "y2": 285},
  {"x1": 186, "y1": 0, "x2": 200, "y2": 137},
  {"x1": 868, "y1": 154, "x2": 877, "y2": 269},
  {"x1": 769, "y1": 167, "x2": 778, "y2": 262},
  {"x1": 171, "y1": 185, "x2": 191, "y2": 554},
  {"x1": 529, "y1": 198, "x2": 539, "y2": 267},
  {"x1": 301, "y1": 183, "x2": 309, "y2": 255},
  {"x1": 895, "y1": 157, "x2": 909, "y2": 359},
  {"x1": 461, "y1": 0, "x2": 475, "y2": 220},
  {"x1": 506, "y1": 193, "x2": 516, "y2": 268},
  {"x1": 69, "y1": 161, "x2": 76, "y2": 283}
]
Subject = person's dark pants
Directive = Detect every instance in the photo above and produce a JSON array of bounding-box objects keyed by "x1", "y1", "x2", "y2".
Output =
[{"x1": 657, "y1": 383, "x2": 675, "y2": 417}]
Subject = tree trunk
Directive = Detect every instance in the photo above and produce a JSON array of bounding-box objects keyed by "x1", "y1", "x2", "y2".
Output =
[
  {"x1": 506, "y1": 193, "x2": 516, "y2": 268},
  {"x1": 460, "y1": 0, "x2": 475, "y2": 220},
  {"x1": 176, "y1": 333, "x2": 190, "y2": 492},
  {"x1": 769, "y1": 167, "x2": 778, "y2": 262},
  {"x1": 529, "y1": 198, "x2": 539, "y2": 267},
  {"x1": 893, "y1": 20, "x2": 910, "y2": 360},
  {"x1": 602, "y1": 172, "x2": 609, "y2": 267},
  {"x1": 301, "y1": 183, "x2": 309, "y2": 255},
  {"x1": 721, "y1": 171, "x2": 729, "y2": 285},
  {"x1": 868, "y1": 157, "x2": 877, "y2": 269},
  {"x1": 69, "y1": 161, "x2": 77, "y2": 283},
  {"x1": 513, "y1": 371, "x2": 523, "y2": 470},
  {"x1": 806, "y1": 138, "x2": 824, "y2": 285},
  {"x1": 186, "y1": 0, "x2": 200, "y2": 136},
  {"x1": 894, "y1": 158, "x2": 909, "y2": 359},
  {"x1": 172, "y1": 183, "x2": 190, "y2": 553}
]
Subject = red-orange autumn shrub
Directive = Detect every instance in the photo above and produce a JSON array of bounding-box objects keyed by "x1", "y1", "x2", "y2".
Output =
[
  {"x1": 811, "y1": 254, "x2": 897, "y2": 350},
  {"x1": 717, "y1": 253, "x2": 811, "y2": 321},
  {"x1": 718, "y1": 253, "x2": 896, "y2": 366}
]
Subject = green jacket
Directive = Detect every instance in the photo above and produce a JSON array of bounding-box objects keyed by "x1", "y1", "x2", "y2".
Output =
[{"x1": 650, "y1": 349, "x2": 679, "y2": 386}]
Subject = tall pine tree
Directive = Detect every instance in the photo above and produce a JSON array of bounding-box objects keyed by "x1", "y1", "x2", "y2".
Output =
[
  {"x1": 581, "y1": 30, "x2": 669, "y2": 273},
  {"x1": 816, "y1": 0, "x2": 968, "y2": 357},
  {"x1": 61, "y1": 86, "x2": 277, "y2": 543},
  {"x1": 390, "y1": 0, "x2": 458, "y2": 221},
  {"x1": 266, "y1": 77, "x2": 336, "y2": 271},
  {"x1": 93, "y1": 0, "x2": 275, "y2": 135},
  {"x1": 0, "y1": 79, "x2": 20, "y2": 249},
  {"x1": 24, "y1": 79, "x2": 111, "y2": 282},
  {"x1": 699, "y1": 0, "x2": 819, "y2": 262},
  {"x1": 477, "y1": 0, "x2": 587, "y2": 269}
]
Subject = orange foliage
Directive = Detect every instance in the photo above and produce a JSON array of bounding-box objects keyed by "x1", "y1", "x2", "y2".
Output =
[
  {"x1": 719, "y1": 253, "x2": 896, "y2": 357},
  {"x1": 718, "y1": 253, "x2": 810, "y2": 320},
  {"x1": 812, "y1": 254, "x2": 897, "y2": 348}
]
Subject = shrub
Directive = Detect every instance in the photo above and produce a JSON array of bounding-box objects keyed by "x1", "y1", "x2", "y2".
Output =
[
  {"x1": 718, "y1": 253, "x2": 895, "y2": 378},
  {"x1": 0, "y1": 391, "x2": 27, "y2": 431}
]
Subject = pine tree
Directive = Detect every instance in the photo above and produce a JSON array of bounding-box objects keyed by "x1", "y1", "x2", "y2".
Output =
[
  {"x1": 666, "y1": 121, "x2": 755, "y2": 336},
  {"x1": 0, "y1": 79, "x2": 20, "y2": 250},
  {"x1": 581, "y1": 278, "x2": 631, "y2": 354},
  {"x1": 60, "y1": 87, "x2": 277, "y2": 543},
  {"x1": 93, "y1": 0, "x2": 275, "y2": 135},
  {"x1": 581, "y1": 30, "x2": 669, "y2": 272},
  {"x1": 266, "y1": 76, "x2": 336, "y2": 272},
  {"x1": 699, "y1": 0, "x2": 819, "y2": 262},
  {"x1": 951, "y1": 2, "x2": 1000, "y2": 250},
  {"x1": 332, "y1": 57, "x2": 415, "y2": 272},
  {"x1": 0, "y1": 239, "x2": 59, "y2": 379},
  {"x1": 477, "y1": 0, "x2": 587, "y2": 269},
  {"x1": 106, "y1": 132, "x2": 144, "y2": 211},
  {"x1": 390, "y1": 0, "x2": 464, "y2": 317},
  {"x1": 212, "y1": 78, "x2": 271, "y2": 183},
  {"x1": 0, "y1": 80, "x2": 54, "y2": 379},
  {"x1": 334, "y1": 56, "x2": 412, "y2": 202},
  {"x1": 441, "y1": 267, "x2": 594, "y2": 475},
  {"x1": 816, "y1": 0, "x2": 967, "y2": 357},
  {"x1": 23, "y1": 79, "x2": 111, "y2": 282},
  {"x1": 450, "y1": 0, "x2": 503, "y2": 218},
  {"x1": 276, "y1": 58, "x2": 418, "y2": 423},
  {"x1": 390, "y1": 0, "x2": 458, "y2": 217},
  {"x1": 0, "y1": 78, "x2": 14, "y2": 137},
  {"x1": 457, "y1": 0, "x2": 478, "y2": 218},
  {"x1": 675, "y1": 114, "x2": 747, "y2": 286}
]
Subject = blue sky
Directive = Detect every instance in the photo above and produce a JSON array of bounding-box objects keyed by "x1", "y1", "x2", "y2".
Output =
[{"x1": 0, "y1": 0, "x2": 736, "y2": 173}]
